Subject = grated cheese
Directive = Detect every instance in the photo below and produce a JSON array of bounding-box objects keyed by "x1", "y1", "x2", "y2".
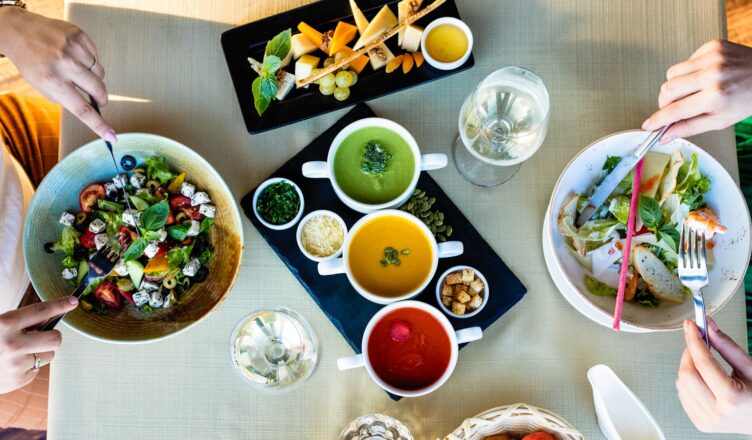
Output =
[{"x1": 301, "y1": 215, "x2": 344, "y2": 257}]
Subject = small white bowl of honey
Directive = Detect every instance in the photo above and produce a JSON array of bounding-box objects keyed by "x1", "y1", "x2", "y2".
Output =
[{"x1": 420, "y1": 17, "x2": 473, "y2": 71}]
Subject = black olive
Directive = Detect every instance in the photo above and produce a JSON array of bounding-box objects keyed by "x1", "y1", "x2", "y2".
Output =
[
  {"x1": 43, "y1": 242, "x2": 55, "y2": 254},
  {"x1": 191, "y1": 235, "x2": 207, "y2": 258},
  {"x1": 120, "y1": 155, "x2": 137, "y2": 171},
  {"x1": 73, "y1": 245, "x2": 88, "y2": 260},
  {"x1": 193, "y1": 267, "x2": 209, "y2": 283}
]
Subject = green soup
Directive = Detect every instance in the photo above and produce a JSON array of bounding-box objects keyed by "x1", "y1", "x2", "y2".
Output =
[{"x1": 333, "y1": 127, "x2": 416, "y2": 204}]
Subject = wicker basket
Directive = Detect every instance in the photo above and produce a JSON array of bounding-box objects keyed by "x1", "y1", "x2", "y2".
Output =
[{"x1": 443, "y1": 403, "x2": 584, "y2": 440}]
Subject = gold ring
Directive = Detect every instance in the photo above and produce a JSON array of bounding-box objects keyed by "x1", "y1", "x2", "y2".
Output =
[{"x1": 31, "y1": 353, "x2": 41, "y2": 372}]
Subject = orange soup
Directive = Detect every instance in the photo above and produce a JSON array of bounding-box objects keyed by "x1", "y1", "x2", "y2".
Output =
[{"x1": 348, "y1": 215, "x2": 433, "y2": 298}]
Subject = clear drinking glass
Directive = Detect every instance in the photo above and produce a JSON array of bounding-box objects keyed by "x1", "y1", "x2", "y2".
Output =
[
  {"x1": 453, "y1": 66, "x2": 551, "y2": 187},
  {"x1": 229, "y1": 307, "x2": 318, "y2": 392},
  {"x1": 338, "y1": 414, "x2": 413, "y2": 440}
]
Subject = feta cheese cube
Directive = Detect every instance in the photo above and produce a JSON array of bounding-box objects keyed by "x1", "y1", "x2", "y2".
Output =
[
  {"x1": 59, "y1": 211, "x2": 75, "y2": 227},
  {"x1": 113, "y1": 174, "x2": 127, "y2": 189},
  {"x1": 88, "y1": 218, "x2": 106, "y2": 233},
  {"x1": 113, "y1": 258, "x2": 128, "y2": 276},
  {"x1": 133, "y1": 290, "x2": 150, "y2": 307},
  {"x1": 182, "y1": 258, "x2": 201, "y2": 277},
  {"x1": 130, "y1": 173, "x2": 146, "y2": 189},
  {"x1": 94, "y1": 233, "x2": 108, "y2": 250},
  {"x1": 104, "y1": 182, "x2": 118, "y2": 199},
  {"x1": 198, "y1": 204, "x2": 216, "y2": 218},
  {"x1": 157, "y1": 228, "x2": 167, "y2": 242},
  {"x1": 186, "y1": 220, "x2": 200, "y2": 237},
  {"x1": 180, "y1": 182, "x2": 196, "y2": 197},
  {"x1": 162, "y1": 292, "x2": 176, "y2": 309},
  {"x1": 140, "y1": 280, "x2": 159, "y2": 291},
  {"x1": 190, "y1": 191, "x2": 211, "y2": 206},
  {"x1": 61, "y1": 267, "x2": 77, "y2": 280},
  {"x1": 122, "y1": 209, "x2": 141, "y2": 227},
  {"x1": 144, "y1": 241, "x2": 160, "y2": 259},
  {"x1": 149, "y1": 291, "x2": 164, "y2": 308}
]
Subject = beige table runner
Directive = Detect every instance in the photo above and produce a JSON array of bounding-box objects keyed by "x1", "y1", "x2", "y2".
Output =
[{"x1": 52, "y1": 1, "x2": 748, "y2": 438}]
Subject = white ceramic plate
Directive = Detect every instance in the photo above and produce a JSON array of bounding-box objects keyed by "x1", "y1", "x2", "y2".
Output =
[{"x1": 546, "y1": 131, "x2": 751, "y2": 331}]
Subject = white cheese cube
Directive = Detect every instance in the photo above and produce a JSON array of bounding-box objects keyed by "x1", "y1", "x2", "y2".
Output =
[
  {"x1": 291, "y1": 33, "x2": 318, "y2": 59},
  {"x1": 198, "y1": 204, "x2": 216, "y2": 218},
  {"x1": 190, "y1": 192, "x2": 211, "y2": 206},
  {"x1": 180, "y1": 182, "x2": 196, "y2": 197},
  {"x1": 113, "y1": 174, "x2": 127, "y2": 189},
  {"x1": 113, "y1": 258, "x2": 128, "y2": 276},
  {"x1": 130, "y1": 173, "x2": 146, "y2": 189},
  {"x1": 182, "y1": 258, "x2": 201, "y2": 277},
  {"x1": 401, "y1": 24, "x2": 424, "y2": 52},
  {"x1": 162, "y1": 292, "x2": 176, "y2": 309},
  {"x1": 104, "y1": 182, "x2": 118, "y2": 199},
  {"x1": 141, "y1": 280, "x2": 159, "y2": 291},
  {"x1": 295, "y1": 54, "x2": 320, "y2": 86},
  {"x1": 157, "y1": 229, "x2": 167, "y2": 242},
  {"x1": 144, "y1": 241, "x2": 160, "y2": 259},
  {"x1": 122, "y1": 209, "x2": 141, "y2": 227},
  {"x1": 94, "y1": 233, "x2": 108, "y2": 250},
  {"x1": 368, "y1": 44, "x2": 395, "y2": 70},
  {"x1": 186, "y1": 220, "x2": 200, "y2": 237},
  {"x1": 88, "y1": 218, "x2": 107, "y2": 233},
  {"x1": 61, "y1": 267, "x2": 77, "y2": 280},
  {"x1": 133, "y1": 290, "x2": 150, "y2": 307},
  {"x1": 149, "y1": 291, "x2": 164, "y2": 308},
  {"x1": 276, "y1": 71, "x2": 296, "y2": 100},
  {"x1": 59, "y1": 211, "x2": 75, "y2": 227}
]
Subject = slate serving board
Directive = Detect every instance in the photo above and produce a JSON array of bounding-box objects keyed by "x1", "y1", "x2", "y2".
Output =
[{"x1": 240, "y1": 104, "x2": 527, "y2": 399}]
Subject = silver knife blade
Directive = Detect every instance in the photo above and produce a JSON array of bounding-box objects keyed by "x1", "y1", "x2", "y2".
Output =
[{"x1": 575, "y1": 125, "x2": 670, "y2": 227}]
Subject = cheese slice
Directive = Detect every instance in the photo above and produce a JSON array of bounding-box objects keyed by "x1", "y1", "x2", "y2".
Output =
[
  {"x1": 639, "y1": 152, "x2": 671, "y2": 199},
  {"x1": 352, "y1": 5, "x2": 398, "y2": 50},
  {"x1": 294, "y1": 54, "x2": 320, "y2": 88},
  {"x1": 401, "y1": 24, "x2": 423, "y2": 52},
  {"x1": 368, "y1": 43, "x2": 395, "y2": 70},
  {"x1": 398, "y1": 0, "x2": 423, "y2": 45},
  {"x1": 291, "y1": 33, "x2": 318, "y2": 59},
  {"x1": 349, "y1": 0, "x2": 369, "y2": 34}
]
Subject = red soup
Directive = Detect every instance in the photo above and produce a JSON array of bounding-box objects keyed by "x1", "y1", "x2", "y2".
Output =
[{"x1": 367, "y1": 307, "x2": 452, "y2": 391}]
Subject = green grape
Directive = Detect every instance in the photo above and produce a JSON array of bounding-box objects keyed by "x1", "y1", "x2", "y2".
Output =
[
  {"x1": 348, "y1": 70, "x2": 358, "y2": 85},
  {"x1": 333, "y1": 50, "x2": 351, "y2": 70},
  {"x1": 320, "y1": 73, "x2": 336, "y2": 89},
  {"x1": 333, "y1": 86, "x2": 350, "y2": 101},
  {"x1": 335, "y1": 71, "x2": 353, "y2": 88},
  {"x1": 311, "y1": 68, "x2": 323, "y2": 85},
  {"x1": 319, "y1": 83, "x2": 335, "y2": 96},
  {"x1": 323, "y1": 58, "x2": 335, "y2": 68}
]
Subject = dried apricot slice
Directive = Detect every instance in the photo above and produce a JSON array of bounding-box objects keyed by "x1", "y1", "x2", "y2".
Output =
[
  {"x1": 412, "y1": 51, "x2": 425, "y2": 68},
  {"x1": 386, "y1": 55, "x2": 404, "y2": 73},
  {"x1": 402, "y1": 53, "x2": 414, "y2": 74}
]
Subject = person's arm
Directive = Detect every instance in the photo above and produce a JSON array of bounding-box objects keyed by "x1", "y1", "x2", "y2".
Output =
[
  {"x1": 0, "y1": 297, "x2": 78, "y2": 394},
  {"x1": 643, "y1": 39, "x2": 752, "y2": 143},
  {"x1": 676, "y1": 317, "x2": 752, "y2": 434},
  {"x1": 0, "y1": 6, "x2": 116, "y2": 142}
]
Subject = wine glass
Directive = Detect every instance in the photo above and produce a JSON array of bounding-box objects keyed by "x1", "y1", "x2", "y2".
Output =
[
  {"x1": 229, "y1": 307, "x2": 318, "y2": 392},
  {"x1": 453, "y1": 66, "x2": 551, "y2": 187},
  {"x1": 338, "y1": 414, "x2": 413, "y2": 440}
]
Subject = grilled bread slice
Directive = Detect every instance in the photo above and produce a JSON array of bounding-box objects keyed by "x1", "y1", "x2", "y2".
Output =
[{"x1": 632, "y1": 245, "x2": 685, "y2": 303}]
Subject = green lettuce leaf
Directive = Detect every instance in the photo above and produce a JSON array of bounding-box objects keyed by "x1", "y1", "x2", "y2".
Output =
[
  {"x1": 585, "y1": 276, "x2": 617, "y2": 296},
  {"x1": 52, "y1": 226, "x2": 80, "y2": 256},
  {"x1": 145, "y1": 156, "x2": 174, "y2": 185}
]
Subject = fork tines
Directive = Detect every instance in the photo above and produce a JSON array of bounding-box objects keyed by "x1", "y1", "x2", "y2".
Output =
[{"x1": 679, "y1": 224, "x2": 707, "y2": 270}]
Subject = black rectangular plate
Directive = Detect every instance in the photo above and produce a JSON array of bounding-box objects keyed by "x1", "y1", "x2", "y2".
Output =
[
  {"x1": 240, "y1": 104, "x2": 527, "y2": 399},
  {"x1": 221, "y1": 0, "x2": 474, "y2": 134}
]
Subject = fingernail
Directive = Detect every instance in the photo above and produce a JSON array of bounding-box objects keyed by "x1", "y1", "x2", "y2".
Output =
[
  {"x1": 104, "y1": 131, "x2": 118, "y2": 144},
  {"x1": 642, "y1": 119, "x2": 650, "y2": 130},
  {"x1": 708, "y1": 318, "x2": 719, "y2": 332},
  {"x1": 68, "y1": 296, "x2": 78, "y2": 306}
]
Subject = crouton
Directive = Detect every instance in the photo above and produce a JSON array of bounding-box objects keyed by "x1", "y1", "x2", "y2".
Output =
[
  {"x1": 453, "y1": 284, "x2": 468, "y2": 296},
  {"x1": 468, "y1": 294, "x2": 482, "y2": 309},
  {"x1": 446, "y1": 272, "x2": 463, "y2": 285},
  {"x1": 451, "y1": 301, "x2": 466, "y2": 315},
  {"x1": 462, "y1": 269, "x2": 475, "y2": 285},
  {"x1": 441, "y1": 284, "x2": 454, "y2": 297},
  {"x1": 441, "y1": 295, "x2": 453, "y2": 307},
  {"x1": 455, "y1": 291, "x2": 471, "y2": 304},
  {"x1": 470, "y1": 278, "x2": 485, "y2": 294}
]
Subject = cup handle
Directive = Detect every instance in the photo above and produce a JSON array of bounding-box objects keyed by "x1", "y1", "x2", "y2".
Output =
[
  {"x1": 455, "y1": 327, "x2": 483, "y2": 344},
  {"x1": 337, "y1": 354, "x2": 365, "y2": 370},
  {"x1": 420, "y1": 153, "x2": 448, "y2": 171},
  {"x1": 437, "y1": 241, "x2": 463, "y2": 258},
  {"x1": 302, "y1": 161, "x2": 330, "y2": 178},
  {"x1": 318, "y1": 258, "x2": 346, "y2": 276}
]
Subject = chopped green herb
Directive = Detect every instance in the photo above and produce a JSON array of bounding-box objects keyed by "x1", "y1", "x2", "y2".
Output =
[
  {"x1": 361, "y1": 141, "x2": 392, "y2": 175},
  {"x1": 256, "y1": 181, "x2": 300, "y2": 225},
  {"x1": 603, "y1": 156, "x2": 622, "y2": 172}
]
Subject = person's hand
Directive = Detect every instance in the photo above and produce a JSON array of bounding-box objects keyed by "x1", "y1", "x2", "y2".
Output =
[
  {"x1": 0, "y1": 7, "x2": 116, "y2": 143},
  {"x1": 643, "y1": 39, "x2": 752, "y2": 143},
  {"x1": 676, "y1": 317, "x2": 752, "y2": 434},
  {"x1": 0, "y1": 296, "x2": 78, "y2": 394}
]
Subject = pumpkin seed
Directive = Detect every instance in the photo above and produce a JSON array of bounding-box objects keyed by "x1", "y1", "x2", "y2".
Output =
[
  {"x1": 437, "y1": 234, "x2": 447, "y2": 242},
  {"x1": 401, "y1": 249, "x2": 410, "y2": 255},
  {"x1": 446, "y1": 226, "x2": 453, "y2": 236},
  {"x1": 385, "y1": 253, "x2": 393, "y2": 264},
  {"x1": 393, "y1": 259, "x2": 401, "y2": 266},
  {"x1": 436, "y1": 225, "x2": 446, "y2": 233}
]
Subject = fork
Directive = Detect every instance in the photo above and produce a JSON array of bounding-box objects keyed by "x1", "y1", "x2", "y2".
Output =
[
  {"x1": 39, "y1": 235, "x2": 131, "y2": 331},
  {"x1": 678, "y1": 224, "x2": 710, "y2": 348}
]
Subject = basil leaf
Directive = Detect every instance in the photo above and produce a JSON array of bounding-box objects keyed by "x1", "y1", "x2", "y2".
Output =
[
  {"x1": 141, "y1": 201, "x2": 169, "y2": 231},
  {"x1": 264, "y1": 29, "x2": 291, "y2": 61},
  {"x1": 262, "y1": 55, "x2": 282, "y2": 74},
  {"x1": 638, "y1": 195, "x2": 663, "y2": 229},
  {"x1": 260, "y1": 74, "x2": 278, "y2": 101},
  {"x1": 142, "y1": 230, "x2": 162, "y2": 241},
  {"x1": 129, "y1": 195, "x2": 150, "y2": 211},
  {"x1": 199, "y1": 217, "x2": 214, "y2": 233},
  {"x1": 167, "y1": 223, "x2": 191, "y2": 241},
  {"x1": 252, "y1": 76, "x2": 271, "y2": 116},
  {"x1": 602, "y1": 156, "x2": 622, "y2": 172},
  {"x1": 123, "y1": 237, "x2": 148, "y2": 261}
]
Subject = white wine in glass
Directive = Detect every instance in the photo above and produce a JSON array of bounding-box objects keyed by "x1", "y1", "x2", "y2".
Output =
[{"x1": 454, "y1": 66, "x2": 550, "y2": 187}]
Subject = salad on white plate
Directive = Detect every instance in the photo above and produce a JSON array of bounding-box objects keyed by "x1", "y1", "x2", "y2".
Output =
[{"x1": 558, "y1": 149, "x2": 726, "y2": 308}]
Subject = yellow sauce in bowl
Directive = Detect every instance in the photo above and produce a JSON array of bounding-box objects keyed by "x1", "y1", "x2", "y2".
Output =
[{"x1": 425, "y1": 24, "x2": 469, "y2": 63}]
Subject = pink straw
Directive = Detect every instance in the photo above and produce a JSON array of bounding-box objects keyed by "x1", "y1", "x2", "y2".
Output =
[{"x1": 613, "y1": 159, "x2": 644, "y2": 330}]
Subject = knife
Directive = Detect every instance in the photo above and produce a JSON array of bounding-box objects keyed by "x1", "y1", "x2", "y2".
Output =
[{"x1": 575, "y1": 125, "x2": 671, "y2": 227}]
